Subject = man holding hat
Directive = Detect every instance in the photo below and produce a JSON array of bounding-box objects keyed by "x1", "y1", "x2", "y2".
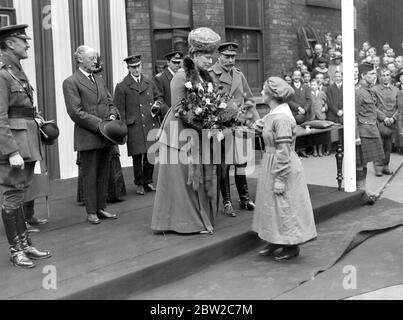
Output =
[
  {"x1": 154, "y1": 51, "x2": 183, "y2": 108},
  {"x1": 63, "y1": 45, "x2": 120, "y2": 225},
  {"x1": 0, "y1": 24, "x2": 51, "y2": 268},
  {"x1": 209, "y1": 42, "x2": 259, "y2": 217},
  {"x1": 355, "y1": 62, "x2": 385, "y2": 204},
  {"x1": 114, "y1": 54, "x2": 166, "y2": 195}
]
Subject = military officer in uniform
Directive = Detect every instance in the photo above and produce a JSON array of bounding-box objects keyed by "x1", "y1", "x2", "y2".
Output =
[
  {"x1": 114, "y1": 54, "x2": 167, "y2": 195},
  {"x1": 154, "y1": 51, "x2": 183, "y2": 108},
  {"x1": 209, "y1": 42, "x2": 259, "y2": 217},
  {"x1": 0, "y1": 24, "x2": 51, "y2": 268}
]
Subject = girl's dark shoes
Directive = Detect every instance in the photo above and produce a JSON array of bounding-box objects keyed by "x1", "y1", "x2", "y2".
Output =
[{"x1": 273, "y1": 246, "x2": 300, "y2": 261}]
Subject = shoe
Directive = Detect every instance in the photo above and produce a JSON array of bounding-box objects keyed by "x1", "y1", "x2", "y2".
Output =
[
  {"x1": 259, "y1": 243, "x2": 282, "y2": 256},
  {"x1": 299, "y1": 151, "x2": 308, "y2": 158},
  {"x1": 87, "y1": 214, "x2": 101, "y2": 225},
  {"x1": 97, "y1": 209, "x2": 118, "y2": 220},
  {"x1": 382, "y1": 168, "x2": 393, "y2": 175},
  {"x1": 144, "y1": 183, "x2": 156, "y2": 192},
  {"x1": 224, "y1": 202, "x2": 237, "y2": 217},
  {"x1": 26, "y1": 222, "x2": 39, "y2": 233},
  {"x1": 136, "y1": 185, "x2": 145, "y2": 195},
  {"x1": 363, "y1": 192, "x2": 379, "y2": 206},
  {"x1": 239, "y1": 199, "x2": 256, "y2": 211},
  {"x1": 323, "y1": 151, "x2": 331, "y2": 156},
  {"x1": 312, "y1": 151, "x2": 318, "y2": 157},
  {"x1": 10, "y1": 247, "x2": 35, "y2": 269},
  {"x1": 20, "y1": 231, "x2": 51, "y2": 260},
  {"x1": 26, "y1": 217, "x2": 48, "y2": 226},
  {"x1": 374, "y1": 165, "x2": 384, "y2": 177},
  {"x1": 274, "y1": 246, "x2": 300, "y2": 261}
]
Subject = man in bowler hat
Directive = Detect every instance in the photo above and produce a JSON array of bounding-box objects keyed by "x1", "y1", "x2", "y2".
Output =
[
  {"x1": 0, "y1": 24, "x2": 51, "y2": 268},
  {"x1": 209, "y1": 42, "x2": 259, "y2": 217},
  {"x1": 63, "y1": 45, "x2": 120, "y2": 224},
  {"x1": 154, "y1": 51, "x2": 183, "y2": 108},
  {"x1": 114, "y1": 54, "x2": 167, "y2": 195}
]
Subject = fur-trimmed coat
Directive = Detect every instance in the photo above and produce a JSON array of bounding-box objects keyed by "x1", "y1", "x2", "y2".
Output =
[{"x1": 158, "y1": 56, "x2": 214, "y2": 150}]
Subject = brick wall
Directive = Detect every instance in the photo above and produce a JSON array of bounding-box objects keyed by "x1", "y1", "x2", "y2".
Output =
[
  {"x1": 264, "y1": 0, "x2": 369, "y2": 77},
  {"x1": 125, "y1": 0, "x2": 369, "y2": 81},
  {"x1": 126, "y1": 0, "x2": 153, "y2": 77},
  {"x1": 192, "y1": 0, "x2": 225, "y2": 41}
]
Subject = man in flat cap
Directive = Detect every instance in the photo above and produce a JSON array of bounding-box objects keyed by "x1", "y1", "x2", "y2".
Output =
[
  {"x1": 154, "y1": 51, "x2": 183, "y2": 109},
  {"x1": 0, "y1": 24, "x2": 51, "y2": 268},
  {"x1": 209, "y1": 42, "x2": 259, "y2": 217},
  {"x1": 355, "y1": 62, "x2": 385, "y2": 205},
  {"x1": 114, "y1": 54, "x2": 167, "y2": 195},
  {"x1": 63, "y1": 45, "x2": 120, "y2": 225}
]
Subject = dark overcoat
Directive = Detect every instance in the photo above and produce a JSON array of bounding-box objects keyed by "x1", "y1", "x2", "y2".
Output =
[
  {"x1": 0, "y1": 52, "x2": 43, "y2": 165},
  {"x1": 114, "y1": 74, "x2": 162, "y2": 156},
  {"x1": 63, "y1": 70, "x2": 119, "y2": 152},
  {"x1": 154, "y1": 67, "x2": 174, "y2": 109},
  {"x1": 326, "y1": 83, "x2": 344, "y2": 124}
]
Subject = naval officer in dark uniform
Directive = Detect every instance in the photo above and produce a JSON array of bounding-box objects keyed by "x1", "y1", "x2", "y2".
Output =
[
  {"x1": 154, "y1": 51, "x2": 183, "y2": 109},
  {"x1": 0, "y1": 24, "x2": 51, "y2": 269},
  {"x1": 209, "y1": 42, "x2": 259, "y2": 217},
  {"x1": 114, "y1": 54, "x2": 167, "y2": 195}
]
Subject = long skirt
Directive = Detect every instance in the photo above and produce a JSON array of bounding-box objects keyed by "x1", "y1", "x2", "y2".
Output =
[
  {"x1": 151, "y1": 144, "x2": 214, "y2": 234},
  {"x1": 252, "y1": 151, "x2": 317, "y2": 245}
]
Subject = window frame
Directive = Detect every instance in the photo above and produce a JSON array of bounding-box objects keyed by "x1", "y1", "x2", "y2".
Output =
[
  {"x1": 150, "y1": 0, "x2": 193, "y2": 75},
  {"x1": 224, "y1": 0, "x2": 265, "y2": 94}
]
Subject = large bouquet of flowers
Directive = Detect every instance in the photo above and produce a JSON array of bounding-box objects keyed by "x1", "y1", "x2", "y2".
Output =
[{"x1": 176, "y1": 81, "x2": 249, "y2": 141}]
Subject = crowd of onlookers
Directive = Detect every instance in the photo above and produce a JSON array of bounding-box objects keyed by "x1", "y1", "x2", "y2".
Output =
[{"x1": 278, "y1": 33, "x2": 403, "y2": 161}]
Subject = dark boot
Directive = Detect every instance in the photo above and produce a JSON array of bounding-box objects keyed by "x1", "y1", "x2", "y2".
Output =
[
  {"x1": 17, "y1": 207, "x2": 51, "y2": 260},
  {"x1": 274, "y1": 245, "x2": 300, "y2": 261},
  {"x1": 223, "y1": 201, "x2": 236, "y2": 218},
  {"x1": 1, "y1": 207, "x2": 35, "y2": 269},
  {"x1": 20, "y1": 231, "x2": 51, "y2": 260},
  {"x1": 220, "y1": 165, "x2": 231, "y2": 205},
  {"x1": 235, "y1": 174, "x2": 255, "y2": 211}
]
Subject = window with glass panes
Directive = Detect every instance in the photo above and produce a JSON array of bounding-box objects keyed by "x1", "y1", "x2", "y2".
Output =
[
  {"x1": 224, "y1": 0, "x2": 263, "y2": 92},
  {"x1": 151, "y1": 0, "x2": 192, "y2": 74}
]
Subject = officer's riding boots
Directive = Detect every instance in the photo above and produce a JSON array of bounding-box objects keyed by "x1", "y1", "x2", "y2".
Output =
[
  {"x1": 2, "y1": 206, "x2": 34, "y2": 269},
  {"x1": 235, "y1": 174, "x2": 256, "y2": 211},
  {"x1": 16, "y1": 207, "x2": 51, "y2": 260},
  {"x1": 221, "y1": 169, "x2": 236, "y2": 217}
]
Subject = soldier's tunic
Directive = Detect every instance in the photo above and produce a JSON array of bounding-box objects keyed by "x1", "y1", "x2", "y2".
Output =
[
  {"x1": 355, "y1": 80, "x2": 385, "y2": 166},
  {"x1": 208, "y1": 62, "x2": 259, "y2": 165},
  {"x1": 0, "y1": 52, "x2": 43, "y2": 209}
]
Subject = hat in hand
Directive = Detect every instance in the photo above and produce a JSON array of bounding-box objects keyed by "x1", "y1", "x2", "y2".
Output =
[{"x1": 99, "y1": 120, "x2": 128, "y2": 145}]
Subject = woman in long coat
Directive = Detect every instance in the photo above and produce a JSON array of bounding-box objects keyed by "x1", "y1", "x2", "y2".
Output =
[
  {"x1": 252, "y1": 77, "x2": 317, "y2": 260},
  {"x1": 151, "y1": 27, "x2": 221, "y2": 234}
]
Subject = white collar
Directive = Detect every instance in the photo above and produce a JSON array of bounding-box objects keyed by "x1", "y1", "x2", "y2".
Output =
[
  {"x1": 294, "y1": 82, "x2": 301, "y2": 89},
  {"x1": 79, "y1": 68, "x2": 92, "y2": 78},
  {"x1": 269, "y1": 103, "x2": 296, "y2": 124},
  {"x1": 131, "y1": 73, "x2": 141, "y2": 82}
]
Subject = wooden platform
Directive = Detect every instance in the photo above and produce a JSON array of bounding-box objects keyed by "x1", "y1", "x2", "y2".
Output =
[{"x1": 0, "y1": 166, "x2": 366, "y2": 300}]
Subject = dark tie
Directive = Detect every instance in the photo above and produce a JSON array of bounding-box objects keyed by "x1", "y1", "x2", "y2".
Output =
[{"x1": 88, "y1": 74, "x2": 95, "y2": 84}]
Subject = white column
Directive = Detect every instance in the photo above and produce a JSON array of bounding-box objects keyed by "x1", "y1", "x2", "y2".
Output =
[
  {"x1": 13, "y1": 0, "x2": 38, "y2": 107},
  {"x1": 51, "y1": 0, "x2": 76, "y2": 179},
  {"x1": 82, "y1": 0, "x2": 100, "y2": 52},
  {"x1": 110, "y1": 0, "x2": 131, "y2": 167},
  {"x1": 342, "y1": 0, "x2": 356, "y2": 192}
]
